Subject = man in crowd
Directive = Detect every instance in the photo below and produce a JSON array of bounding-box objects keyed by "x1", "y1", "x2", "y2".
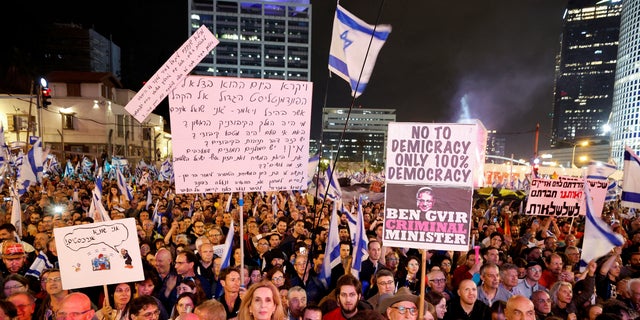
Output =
[
  {"x1": 531, "y1": 290, "x2": 554, "y2": 320},
  {"x1": 444, "y1": 279, "x2": 490, "y2": 320},
  {"x1": 515, "y1": 261, "x2": 545, "y2": 299},
  {"x1": 378, "y1": 287, "x2": 419, "y2": 320},
  {"x1": 367, "y1": 269, "x2": 396, "y2": 310},
  {"x1": 476, "y1": 263, "x2": 512, "y2": 306},
  {"x1": 219, "y1": 267, "x2": 244, "y2": 320},
  {"x1": 359, "y1": 239, "x2": 385, "y2": 298},
  {"x1": 324, "y1": 274, "x2": 364, "y2": 320},
  {"x1": 505, "y1": 295, "x2": 536, "y2": 320},
  {"x1": 539, "y1": 253, "x2": 563, "y2": 288},
  {"x1": 288, "y1": 286, "x2": 308, "y2": 320}
]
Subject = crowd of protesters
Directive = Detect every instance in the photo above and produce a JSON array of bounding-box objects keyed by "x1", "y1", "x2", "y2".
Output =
[{"x1": 0, "y1": 173, "x2": 635, "y2": 320}]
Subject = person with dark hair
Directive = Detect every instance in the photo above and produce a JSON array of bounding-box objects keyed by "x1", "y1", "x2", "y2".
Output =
[
  {"x1": 491, "y1": 300, "x2": 507, "y2": 320},
  {"x1": 324, "y1": 274, "x2": 368, "y2": 320},
  {"x1": 367, "y1": 269, "x2": 396, "y2": 310},
  {"x1": 129, "y1": 295, "x2": 161, "y2": 320},
  {"x1": 360, "y1": 240, "x2": 385, "y2": 298},
  {"x1": 452, "y1": 250, "x2": 482, "y2": 291},
  {"x1": 425, "y1": 291, "x2": 446, "y2": 320},
  {"x1": 169, "y1": 292, "x2": 197, "y2": 319},
  {"x1": 7, "y1": 291, "x2": 36, "y2": 320},
  {"x1": 174, "y1": 250, "x2": 212, "y2": 298},
  {"x1": 0, "y1": 299, "x2": 18, "y2": 319},
  {"x1": 330, "y1": 241, "x2": 353, "y2": 291},
  {"x1": 219, "y1": 267, "x2": 244, "y2": 320},
  {"x1": 302, "y1": 305, "x2": 323, "y2": 320},
  {"x1": 95, "y1": 282, "x2": 135, "y2": 320}
]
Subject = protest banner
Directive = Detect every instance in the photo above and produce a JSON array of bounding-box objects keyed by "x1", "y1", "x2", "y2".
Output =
[
  {"x1": 385, "y1": 121, "x2": 486, "y2": 188},
  {"x1": 525, "y1": 178, "x2": 608, "y2": 217},
  {"x1": 168, "y1": 76, "x2": 312, "y2": 194},
  {"x1": 383, "y1": 184, "x2": 473, "y2": 251},
  {"x1": 125, "y1": 25, "x2": 220, "y2": 122},
  {"x1": 54, "y1": 218, "x2": 144, "y2": 290}
]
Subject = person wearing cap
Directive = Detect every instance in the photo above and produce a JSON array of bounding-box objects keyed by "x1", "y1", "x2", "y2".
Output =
[
  {"x1": 377, "y1": 287, "x2": 419, "y2": 320},
  {"x1": 515, "y1": 261, "x2": 545, "y2": 299},
  {"x1": 0, "y1": 241, "x2": 28, "y2": 277}
]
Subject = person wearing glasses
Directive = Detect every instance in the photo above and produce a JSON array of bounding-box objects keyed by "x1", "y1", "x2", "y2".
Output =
[
  {"x1": 377, "y1": 287, "x2": 420, "y2": 320},
  {"x1": 426, "y1": 269, "x2": 453, "y2": 301},
  {"x1": 416, "y1": 187, "x2": 435, "y2": 212},
  {"x1": 367, "y1": 269, "x2": 396, "y2": 311},
  {"x1": 7, "y1": 291, "x2": 37, "y2": 320},
  {"x1": 54, "y1": 292, "x2": 95, "y2": 320},
  {"x1": 514, "y1": 261, "x2": 545, "y2": 299},
  {"x1": 129, "y1": 295, "x2": 161, "y2": 320},
  {"x1": 35, "y1": 268, "x2": 70, "y2": 320}
]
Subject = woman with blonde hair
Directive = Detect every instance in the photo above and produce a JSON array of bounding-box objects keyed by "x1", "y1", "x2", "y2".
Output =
[{"x1": 238, "y1": 280, "x2": 285, "y2": 320}]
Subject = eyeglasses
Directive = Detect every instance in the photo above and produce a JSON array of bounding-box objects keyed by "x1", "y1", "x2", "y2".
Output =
[
  {"x1": 138, "y1": 310, "x2": 161, "y2": 319},
  {"x1": 272, "y1": 276, "x2": 284, "y2": 281},
  {"x1": 387, "y1": 258, "x2": 399, "y2": 262},
  {"x1": 378, "y1": 280, "x2": 395, "y2": 287},
  {"x1": 4, "y1": 284, "x2": 24, "y2": 290},
  {"x1": 42, "y1": 277, "x2": 62, "y2": 283},
  {"x1": 391, "y1": 306, "x2": 417, "y2": 315},
  {"x1": 55, "y1": 309, "x2": 92, "y2": 319},
  {"x1": 429, "y1": 279, "x2": 446, "y2": 283}
]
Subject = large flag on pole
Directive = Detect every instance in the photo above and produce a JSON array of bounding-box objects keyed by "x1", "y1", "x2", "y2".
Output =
[
  {"x1": 319, "y1": 202, "x2": 342, "y2": 289},
  {"x1": 622, "y1": 146, "x2": 640, "y2": 209},
  {"x1": 88, "y1": 168, "x2": 110, "y2": 222},
  {"x1": 580, "y1": 178, "x2": 624, "y2": 268},
  {"x1": 587, "y1": 161, "x2": 617, "y2": 180},
  {"x1": 328, "y1": 4, "x2": 391, "y2": 98},
  {"x1": 115, "y1": 168, "x2": 133, "y2": 201},
  {"x1": 350, "y1": 195, "x2": 369, "y2": 278},
  {"x1": 10, "y1": 186, "x2": 22, "y2": 239},
  {"x1": 318, "y1": 163, "x2": 343, "y2": 202},
  {"x1": 219, "y1": 219, "x2": 235, "y2": 269}
]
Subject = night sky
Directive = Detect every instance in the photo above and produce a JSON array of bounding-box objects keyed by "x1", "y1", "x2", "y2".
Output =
[{"x1": 4, "y1": 0, "x2": 568, "y2": 160}]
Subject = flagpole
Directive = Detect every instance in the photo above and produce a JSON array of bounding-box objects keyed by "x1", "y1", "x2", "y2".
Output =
[
  {"x1": 239, "y1": 193, "x2": 245, "y2": 287},
  {"x1": 419, "y1": 250, "x2": 427, "y2": 320}
]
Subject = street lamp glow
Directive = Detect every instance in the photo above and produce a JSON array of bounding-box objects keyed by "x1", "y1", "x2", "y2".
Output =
[
  {"x1": 40, "y1": 78, "x2": 48, "y2": 87},
  {"x1": 571, "y1": 140, "x2": 589, "y2": 168}
]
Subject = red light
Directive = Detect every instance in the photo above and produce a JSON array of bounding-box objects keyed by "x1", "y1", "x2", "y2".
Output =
[{"x1": 42, "y1": 88, "x2": 51, "y2": 96}]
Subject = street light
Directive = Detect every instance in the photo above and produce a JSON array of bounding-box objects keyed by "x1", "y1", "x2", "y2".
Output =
[{"x1": 571, "y1": 140, "x2": 589, "y2": 168}]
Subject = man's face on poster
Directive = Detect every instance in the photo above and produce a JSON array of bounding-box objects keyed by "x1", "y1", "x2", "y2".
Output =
[{"x1": 416, "y1": 190, "x2": 434, "y2": 211}]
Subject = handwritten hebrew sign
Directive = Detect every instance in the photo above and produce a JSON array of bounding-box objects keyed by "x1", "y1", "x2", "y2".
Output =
[
  {"x1": 125, "y1": 25, "x2": 219, "y2": 122},
  {"x1": 54, "y1": 218, "x2": 144, "y2": 290},
  {"x1": 525, "y1": 178, "x2": 608, "y2": 217},
  {"x1": 168, "y1": 76, "x2": 312, "y2": 194}
]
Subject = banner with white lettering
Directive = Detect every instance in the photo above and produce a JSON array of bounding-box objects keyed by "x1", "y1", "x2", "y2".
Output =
[
  {"x1": 385, "y1": 122, "x2": 486, "y2": 188},
  {"x1": 526, "y1": 178, "x2": 608, "y2": 217},
  {"x1": 383, "y1": 184, "x2": 472, "y2": 251},
  {"x1": 168, "y1": 76, "x2": 312, "y2": 194}
]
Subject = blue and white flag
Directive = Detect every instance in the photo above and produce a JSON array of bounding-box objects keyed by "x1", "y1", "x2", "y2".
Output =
[
  {"x1": 308, "y1": 153, "x2": 320, "y2": 188},
  {"x1": 350, "y1": 195, "x2": 369, "y2": 278},
  {"x1": 225, "y1": 193, "x2": 233, "y2": 213},
  {"x1": 116, "y1": 168, "x2": 133, "y2": 201},
  {"x1": 580, "y1": 178, "x2": 624, "y2": 269},
  {"x1": 64, "y1": 160, "x2": 75, "y2": 178},
  {"x1": 606, "y1": 180, "x2": 620, "y2": 202},
  {"x1": 219, "y1": 219, "x2": 235, "y2": 270},
  {"x1": 16, "y1": 138, "x2": 42, "y2": 195},
  {"x1": 146, "y1": 187, "x2": 153, "y2": 210},
  {"x1": 622, "y1": 146, "x2": 640, "y2": 209},
  {"x1": 88, "y1": 168, "x2": 110, "y2": 222},
  {"x1": 25, "y1": 250, "x2": 54, "y2": 280},
  {"x1": 318, "y1": 162, "x2": 343, "y2": 202},
  {"x1": 328, "y1": 4, "x2": 391, "y2": 98},
  {"x1": 587, "y1": 161, "x2": 617, "y2": 180},
  {"x1": 319, "y1": 203, "x2": 342, "y2": 289},
  {"x1": 10, "y1": 186, "x2": 22, "y2": 238}
]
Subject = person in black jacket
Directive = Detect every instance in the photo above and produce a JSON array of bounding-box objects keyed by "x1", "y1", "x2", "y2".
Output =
[{"x1": 444, "y1": 279, "x2": 490, "y2": 320}]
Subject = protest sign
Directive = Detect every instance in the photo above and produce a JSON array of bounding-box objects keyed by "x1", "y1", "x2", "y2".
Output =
[
  {"x1": 525, "y1": 178, "x2": 608, "y2": 217},
  {"x1": 125, "y1": 25, "x2": 219, "y2": 122},
  {"x1": 383, "y1": 184, "x2": 472, "y2": 251},
  {"x1": 54, "y1": 218, "x2": 144, "y2": 290},
  {"x1": 385, "y1": 122, "x2": 486, "y2": 188},
  {"x1": 168, "y1": 76, "x2": 312, "y2": 194}
]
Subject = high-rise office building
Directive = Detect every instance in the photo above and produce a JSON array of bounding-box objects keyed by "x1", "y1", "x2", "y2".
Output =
[
  {"x1": 611, "y1": 0, "x2": 640, "y2": 165},
  {"x1": 321, "y1": 108, "x2": 396, "y2": 164},
  {"x1": 188, "y1": 0, "x2": 311, "y2": 81},
  {"x1": 550, "y1": 0, "x2": 621, "y2": 148}
]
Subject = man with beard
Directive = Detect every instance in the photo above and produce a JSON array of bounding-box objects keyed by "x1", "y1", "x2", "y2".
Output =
[
  {"x1": 539, "y1": 253, "x2": 563, "y2": 288},
  {"x1": 444, "y1": 279, "x2": 490, "y2": 320},
  {"x1": 288, "y1": 286, "x2": 308, "y2": 320},
  {"x1": 323, "y1": 274, "x2": 366, "y2": 320}
]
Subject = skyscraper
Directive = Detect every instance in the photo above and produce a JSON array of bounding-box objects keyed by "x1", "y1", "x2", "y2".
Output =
[
  {"x1": 550, "y1": 0, "x2": 621, "y2": 148},
  {"x1": 611, "y1": 0, "x2": 640, "y2": 165},
  {"x1": 187, "y1": 0, "x2": 311, "y2": 81}
]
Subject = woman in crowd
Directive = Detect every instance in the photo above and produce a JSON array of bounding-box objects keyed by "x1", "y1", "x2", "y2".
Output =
[
  {"x1": 265, "y1": 267, "x2": 289, "y2": 290},
  {"x1": 425, "y1": 291, "x2": 447, "y2": 320},
  {"x1": 2, "y1": 274, "x2": 31, "y2": 299},
  {"x1": 396, "y1": 255, "x2": 422, "y2": 295},
  {"x1": 96, "y1": 282, "x2": 135, "y2": 320},
  {"x1": 175, "y1": 277, "x2": 206, "y2": 306},
  {"x1": 169, "y1": 292, "x2": 197, "y2": 320},
  {"x1": 238, "y1": 280, "x2": 285, "y2": 320}
]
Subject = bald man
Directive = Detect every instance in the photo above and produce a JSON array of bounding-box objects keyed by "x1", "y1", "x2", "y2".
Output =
[
  {"x1": 56, "y1": 292, "x2": 96, "y2": 320},
  {"x1": 505, "y1": 295, "x2": 535, "y2": 320}
]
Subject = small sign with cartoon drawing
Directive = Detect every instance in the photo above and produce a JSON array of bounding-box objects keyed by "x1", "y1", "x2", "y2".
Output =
[{"x1": 54, "y1": 218, "x2": 144, "y2": 290}]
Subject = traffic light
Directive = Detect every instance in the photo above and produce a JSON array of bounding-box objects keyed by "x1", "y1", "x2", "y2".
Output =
[
  {"x1": 41, "y1": 87, "x2": 51, "y2": 109},
  {"x1": 532, "y1": 163, "x2": 540, "y2": 177}
]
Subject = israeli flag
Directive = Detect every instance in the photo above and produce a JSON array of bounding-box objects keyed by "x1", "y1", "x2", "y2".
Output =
[
  {"x1": 328, "y1": 4, "x2": 391, "y2": 98},
  {"x1": 219, "y1": 219, "x2": 235, "y2": 269},
  {"x1": 319, "y1": 203, "x2": 342, "y2": 289},
  {"x1": 622, "y1": 146, "x2": 640, "y2": 209},
  {"x1": 116, "y1": 168, "x2": 133, "y2": 201},
  {"x1": 350, "y1": 195, "x2": 369, "y2": 278},
  {"x1": 587, "y1": 161, "x2": 617, "y2": 180}
]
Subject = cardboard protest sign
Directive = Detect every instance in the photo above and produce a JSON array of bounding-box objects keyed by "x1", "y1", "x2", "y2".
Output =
[
  {"x1": 168, "y1": 76, "x2": 312, "y2": 194},
  {"x1": 54, "y1": 218, "x2": 144, "y2": 290},
  {"x1": 125, "y1": 25, "x2": 219, "y2": 122},
  {"x1": 383, "y1": 184, "x2": 473, "y2": 251},
  {"x1": 526, "y1": 178, "x2": 608, "y2": 217},
  {"x1": 385, "y1": 122, "x2": 486, "y2": 188}
]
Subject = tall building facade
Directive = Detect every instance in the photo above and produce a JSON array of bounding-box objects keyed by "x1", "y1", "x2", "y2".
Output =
[
  {"x1": 188, "y1": 0, "x2": 311, "y2": 81},
  {"x1": 611, "y1": 0, "x2": 640, "y2": 165},
  {"x1": 321, "y1": 108, "x2": 396, "y2": 165},
  {"x1": 550, "y1": 0, "x2": 621, "y2": 148}
]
